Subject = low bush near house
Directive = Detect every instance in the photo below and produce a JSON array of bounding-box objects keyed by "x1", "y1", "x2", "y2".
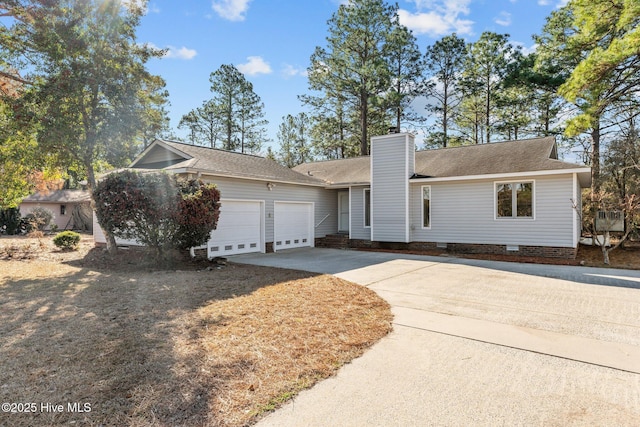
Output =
[
  {"x1": 53, "y1": 231, "x2": 81, "y2": 251},
  {"x1": 24, "y1": 206, "x2": 55, "y2": 231}
]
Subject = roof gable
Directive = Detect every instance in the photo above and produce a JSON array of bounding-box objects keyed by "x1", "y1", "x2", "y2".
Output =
[
  {"x1": 130, "y1": 139, "x2": 325, "y2": 186},
  {"x1": 130, "y1": 140, "x2": 192, "y2": 169}
]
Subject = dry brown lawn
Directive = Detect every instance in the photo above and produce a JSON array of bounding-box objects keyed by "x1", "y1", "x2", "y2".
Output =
[{"x1": 0, "y1": 235, "x2": 392, "y2": 426}]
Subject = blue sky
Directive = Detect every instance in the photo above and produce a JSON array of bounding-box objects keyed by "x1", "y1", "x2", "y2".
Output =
[{"x1": 135, "y1": 0, "x2": 569, "y2": 151}]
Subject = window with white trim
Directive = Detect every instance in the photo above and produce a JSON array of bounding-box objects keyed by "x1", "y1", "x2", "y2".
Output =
[
  {"x1": 496, "y1": 181, "x2": 533, "y2": 218},
  {"x1": 364, "y1": 189, "x2": 371, "y2": 227},
  {"x1": 422, "y1": 185, "x2": 431, "y2": 228}
]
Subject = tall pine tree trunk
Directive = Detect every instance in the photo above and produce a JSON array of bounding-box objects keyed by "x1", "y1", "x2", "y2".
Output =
[
  {"x1": 361, "y1": 90, "x2": 368, "y2": 155},
  {"x1": 591, "y1": 120, "x2": 601, "y2": 194},
  {"x1": 485, "y1": 75, "x2": 491, "y2": 144},
  {"x1": 443, "y1": 83, "x2": 448, "y2": 147}
]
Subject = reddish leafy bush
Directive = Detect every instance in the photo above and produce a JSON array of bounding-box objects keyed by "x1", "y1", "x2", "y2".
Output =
[
  {"x1": 173, "y1": 179, "x2": 221, "y2": 250},
  {"x1": 93, "y1": 170, "x2": 220, "y2": 258}
]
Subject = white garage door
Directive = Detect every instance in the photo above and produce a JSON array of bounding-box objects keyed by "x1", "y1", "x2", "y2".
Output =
[
  {"x1": 274, "y1": 202, "x2": 313, "y2": 251},
  {"x1": 207, "y1": 200, "x2": 263, "y2": 257}
]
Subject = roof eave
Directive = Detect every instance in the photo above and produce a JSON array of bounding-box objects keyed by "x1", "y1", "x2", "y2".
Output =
[
  {"x1": 324, "y1": 181, "x2": 371, "y2": 189},
  {"x1": 169, "y1": 167, "x2": 328, "y2": 187},
  {"x1": 410, "y1": 167, "x2": 592, "y2": 186}
]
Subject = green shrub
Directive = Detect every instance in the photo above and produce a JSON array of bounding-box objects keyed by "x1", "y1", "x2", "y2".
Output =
[
  {"x1": 0, "y1": 208, "x2": 21, "y2": 235},
  {"x1": 53, "y1": 231, "x2": 81, "y2": 251}
]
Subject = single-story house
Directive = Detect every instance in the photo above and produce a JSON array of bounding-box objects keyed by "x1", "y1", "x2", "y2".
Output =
[
  {"x1": 20, "y1": 189, "x2": 92, "y2": 231},
  {"x1": 94, "y1": 132, "x2": 591, "y2": 258}
]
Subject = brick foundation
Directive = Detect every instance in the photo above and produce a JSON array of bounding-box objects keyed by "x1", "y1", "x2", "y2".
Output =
[
  {"x1": 442, "y1": 242, "x2": 577, "y2": 258},
  {"x1": 316, "y1": 234, "x2": 350, "y2": 249},
  {"x1": 316, "y1": 237, "x2": 577, "y2": 259}
]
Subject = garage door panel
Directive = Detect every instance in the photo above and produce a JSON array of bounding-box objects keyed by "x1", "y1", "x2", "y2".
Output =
[
  {"x1": 274, "y1": 202, "x2": 313, "y2": 251},
  {"x1": 207, "y1": 200, "x2": 262, "y2": 257}
]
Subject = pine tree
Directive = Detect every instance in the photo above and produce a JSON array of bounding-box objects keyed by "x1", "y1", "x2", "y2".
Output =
[
  {"x1": 276, "y1": 113, "x2": 313, "y2": 167},
  {"x1": 424, "y1": 33, "x2": 467, "y2": 147},
  {"x1": 384, "y1": 24, "x2": 425, "y2": 131},
  {"x1": 0, "y1": 0, "x2": 168, "y2": 253},
  {"x1": 237, "y1": 79, "x2": 268, "y2": 154},
  {"x1": 460, "y1": 32, "x2": 518, "y2": 144},
  {"x1": 178, "y1": 100, "x2": 223, "y2": 148},
  {"x1": 305, "y1": 0, "x2": 398, "y2": 156},
  {"x1": 185, "y1": 64, "x2": 269, "y2": 153}
]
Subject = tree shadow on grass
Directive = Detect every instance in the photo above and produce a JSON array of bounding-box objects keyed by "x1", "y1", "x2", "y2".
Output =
[{"x1": 0, "y1": 259, "x2": 317, "y2": 426}]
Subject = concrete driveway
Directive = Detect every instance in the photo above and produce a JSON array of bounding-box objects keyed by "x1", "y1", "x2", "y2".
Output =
[{"x1": 233, "y1": 248, "x2": 640, "y2": 426}]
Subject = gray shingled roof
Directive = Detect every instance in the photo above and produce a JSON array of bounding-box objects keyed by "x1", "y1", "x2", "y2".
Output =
[
  {"x1": 294, "y1": 136, "x2": 587, "y2": 185},
  {"x1": 292, "y1": 156, "x2": 371, "y2": 186},
  {"x1": 414, "y1": 136, "x2": 580, "y2": 177},
  {"x1": 22, "y1": 190, "x2": 91, "y2": 203},
  {"x1": 144, "y1": 140, "x2": 325, "y2": 186}
]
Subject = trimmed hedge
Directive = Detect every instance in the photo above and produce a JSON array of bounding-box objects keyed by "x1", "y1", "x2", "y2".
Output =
[{"x1": 53, "y1": 231, "x2": 81, "y2": 251}]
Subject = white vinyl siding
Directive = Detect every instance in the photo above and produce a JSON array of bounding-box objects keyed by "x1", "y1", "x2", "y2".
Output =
[
  {"x1": 350, "y1": 186, "x2": 371, "y2": 240},
  {"x1": 93, "y1": 213, "x2": 142, "y2": 246},
  {"x1": 371, "y1": 133, "x2": 413, "y2": 243},
  {"x1": 200, "y1": 176, "x2": 336, "y2": 243},
  {"x1": 132, "y1": 144, "x2": 187, "y2": 167},
  {"x1": 410, "y1": 174, "x2": 576, "y2": 247}
]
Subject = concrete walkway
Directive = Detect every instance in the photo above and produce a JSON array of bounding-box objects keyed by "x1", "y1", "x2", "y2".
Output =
[{"x1": 233, "y1": 248, "x2": 640, "y2": 426}]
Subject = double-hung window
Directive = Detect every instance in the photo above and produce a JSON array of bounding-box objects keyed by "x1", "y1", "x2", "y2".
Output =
[{"x1": 496, "y1": 181, "x2": 534, "y2": 219}]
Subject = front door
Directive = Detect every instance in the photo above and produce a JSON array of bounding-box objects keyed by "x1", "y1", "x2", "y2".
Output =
[{"x1": 338, "y1": 192, "x2": 349, "y2": 233}]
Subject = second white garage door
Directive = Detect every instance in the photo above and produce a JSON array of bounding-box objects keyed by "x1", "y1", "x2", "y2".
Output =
[
  {"x1": 274, "y1": 202, "x2": 314, "y2": 251},
  {"x1": 207, "y1": 199, "x2": 263, "y2": 258}
]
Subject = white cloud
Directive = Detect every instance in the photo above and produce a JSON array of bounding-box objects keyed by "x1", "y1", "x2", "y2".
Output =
[
  {"x1": 146, "y1": 43, "x2": 197, "y2": 60},
  {"x1": 495, "y1": 11, "x2": 512, "y2": 27},
  {"x1": 165, "y1": 46, "x2": 197, "y2": 60},
  {"x1": 282, "y1": 64, "x2": 307, "y2": 78},
  {"x1": 212, "y1": 0, "x2": 251, "y2": 22},
  {"x1": 237, "y1": 56, "x2": 272, "y2": 76},
  {"x1": 398, "y1": 9, "x2": 473, "y2": 36},
  {"x1": 538, "y1": 0, "x2": 568, "y2": 8},
  {"x1": 400, "y1": 0, "x2": 473, "y2": 36}
]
